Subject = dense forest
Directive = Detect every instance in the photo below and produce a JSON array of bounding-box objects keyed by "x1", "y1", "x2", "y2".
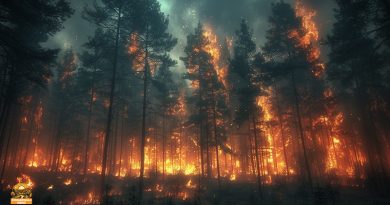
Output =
[{"x1": 1, "y1": 0, "x2": 390, "y2": 204}]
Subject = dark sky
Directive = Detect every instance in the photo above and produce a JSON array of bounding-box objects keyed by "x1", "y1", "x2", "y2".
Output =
[{"x1": 45, "y1": 0, "x2": 335, "y2": 72}]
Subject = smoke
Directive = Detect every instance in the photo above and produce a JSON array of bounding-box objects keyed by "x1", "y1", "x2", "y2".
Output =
[
  {"x1": 45, "y1": 0, "x2": 335, "y2": 71},
  {"x1": 160, "y1": 0, "x2": 287, "y2": 72},
  {"x1": 44, "y1": 0, "x2": 95, "y2": 52}
]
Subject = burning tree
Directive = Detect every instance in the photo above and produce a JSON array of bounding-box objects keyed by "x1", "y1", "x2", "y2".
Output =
[
  {"x1": 83, "y1": 0, "x2": 131, "y2": 201},
  {"x1": 228, "y1": 19, "x2": 264, "y2": 194},
  {"x1": 0, "y1": 0, "x2": 72, "y2": 185},
  {"x1": 181, "y1": 23, "x2": 229, "y2": 187},
  {"x1": 261, "y1": 1, "x2": 326, "y2": 190},
  {"x1": 151, "y1": 57, "x2": 179, "y2": 179},
  {"x1": 327, "y1": 0, "x2": 390, "y2": 190},
  {"x1": 126, "y1": 0, "x2": 177, "y2": 203}
]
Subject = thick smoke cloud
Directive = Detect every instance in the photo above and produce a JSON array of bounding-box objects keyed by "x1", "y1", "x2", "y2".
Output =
[
  {"x1": 46, "y1": 0, "x2": 335, "y2": 71},
  {"x1": 44, "y1": 0, "x2": 95, "y2": 51},
  {"x1": 162, "y1": 0, "x2": 281, "y2": 46},
  {"x1": 160, "y1": 0, "x2": 290, "y2": 71}
]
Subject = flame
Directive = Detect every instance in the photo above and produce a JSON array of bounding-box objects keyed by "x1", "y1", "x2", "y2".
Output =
[
  {"x1": 290, "y1": 0, "x2": 325, "y2": 77},
  {"x1": 17, "y1": 175, "x2": 34, "y2": 188},
  {"x1": 203, "y1": 25, "x2": 228, "y2": 88},
  {"x1": 70, "y1": 192, "x2": 99, "y2": 204},
  {"x1": 64, "y1": 178, "x2": 72, "y2": 186},
  {"x1": 229, "y1": 174, "x2": 236, "y2": 181},
  {"x1": 128, "y1": 32, "x2": 157, "y2": 75},
  {"x1": 15, "y1": 20, "x2": 370, "y2": 199},
  {"x1": 155, "y1": 184, "x2": 163, "y2": 192}
]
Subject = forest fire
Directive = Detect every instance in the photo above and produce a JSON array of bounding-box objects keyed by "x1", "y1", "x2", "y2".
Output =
[
  {"x1": 1, "y1": 0, "x2": 389, "y2": 204},
  {"x1": 291, "y1": 0, "x2": 325, "y2": 78},
  {"x1": 203, "y1": 25, "x2": 228, "y2": 88}
]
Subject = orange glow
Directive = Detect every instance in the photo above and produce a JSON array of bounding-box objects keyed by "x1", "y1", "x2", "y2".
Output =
[
  {"x1": 203, "y1": 25, "x2": 228, "y2": 88},
  {"x1": 16, "y1": 175, "x2": 34, "y2": 188},
  {"x1": 128, "y1": 32, "x2": 158, "y2": 75},
  {"x1": 290, "y1": 0, "x2": 325, "y2": 78},
  {"x1": 64, "y1": 178, "x2": 72, "y2": 186}
]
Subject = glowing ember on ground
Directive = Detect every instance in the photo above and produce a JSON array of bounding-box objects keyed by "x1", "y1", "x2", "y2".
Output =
[{"x1": 63, "y1": 178, "x2": 72, "y2": 186}]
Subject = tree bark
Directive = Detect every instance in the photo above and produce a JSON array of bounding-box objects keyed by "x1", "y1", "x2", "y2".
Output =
[
  {"x1": 211, "y1": 87, "x2": 221, "y2": 188},
  {"x1": 138, "y1": 27, "x2": 150, "y2": 205},
  {"x1": 83, "y1": 67, "x2": 97, "y2": 177},
  {"x1": 100, "y1": 8, "x2": 121, "y2": 204},
  {"x1": 252, "y1": 115, "x2": 263, "y2": 197},
  {"x1": 291, "y1": 71, "x2": 313, "y2": 191}
]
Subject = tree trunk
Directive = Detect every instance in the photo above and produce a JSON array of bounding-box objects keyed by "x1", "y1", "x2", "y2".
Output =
[
  {"x1": 252, "y1": 115, "x2": 263, "y2": 197},
  {"x1": 162, "y1": 113, "x2": 166, "y2": 179},
  {"x1": 111, "y1": 111, "x2": 119, "y2": 175},
  {"x1": 291, "y1": 71, "x2": 313, "y2": 191},
  {"x1": 0, "y1": 105, "x2": 17, "y2": 182},
  {"x1": 269, "y1": 125, "x2": 278, "y2": 174},
  {"x1": 138, "y1": 29, "x2": 150, "y2": 205},
  {"x1": 212, "y1": 87, "x2": 221, "y2": 187},
  {"x1": 12, "y1": 117, "x2": 23, "y2": 169},
  {"x1": 154, "y1": 113, "x2": 157, "y2": 174},
  {"x1": 248, "y1": 123, "x2": 256, "y2": 177},
  {"x1": 83, "y1": 67, "x2": 96, "y2": 177},
  {"x1": 206, "y1": 122, "x2": 212, "y2": 178},
  {"x1": 100, "y1": 9, "x2": 121, "y2": 204},
  {"x1": 22, "y1": 98, "x2": 39, "y2": 170},
  {"x1": 170, "y1": 125, "x2": 174, "y2": 175},
  {"x1": 275, "y1": 88, "x2": 289, "y2": 177},
  {"x1": 118, "y1": 116, "x2": 124, "y2": 177}
]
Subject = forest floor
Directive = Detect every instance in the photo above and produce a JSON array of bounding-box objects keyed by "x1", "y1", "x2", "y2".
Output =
[{"x1": 0, "y1": 169, "x2": 389, "y2": 205}]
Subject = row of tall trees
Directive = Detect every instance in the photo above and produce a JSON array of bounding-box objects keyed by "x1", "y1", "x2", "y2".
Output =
[
  {"x1": 223, "y1": 0, "x2": 390, "y2": 193},
  {"x1": 182, "y1": 0, "x2": 390, "y2": 195},
  {"x1": 181, "y1": 23, "x2": 229, "y2": 188},
  {"x1": 0, "y1": 0, "x2": 73, "y2": 182},
  {"x1": 0, "y1": 0, "x2": 179, "y2": 204}
]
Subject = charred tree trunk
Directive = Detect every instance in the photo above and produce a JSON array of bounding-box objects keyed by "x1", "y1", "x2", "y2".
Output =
[
  {"x1": 0, "y1": 104, "x2": 18, "y2": 182},
  {"x1": 154, "y1": 112, "x2": 157, "y2": 174},
  {"x1": 252, "y1": 114, "x2": 263, "y2": 197},
  {"x1": 138, "y1": 28, "x2": 150, "y2": 205},
  {"x1": 111, "y1": 111, "x2": 119, "y2": 175},
  {"x1": 269, "y1": 125, "x2": 278, "y2": 174},
  {"x1": 0, "y1": 102, "x2": 11, "y2": 159},
  {"x1": 100, "y1": 8, "x2": 121, "y2": 204},
  {"x1": 275, "y1": 88, "x2": 289, "y2": 177},
  {"x1": 52, "y1": 116, "x2": 63, "y2": 172},
  {"x1": 291, "y1": 71, "x2": 313, "y2": 191},
  {"x1": 170, "y1": 125, "x2": 175, "y2": 174},
  {"x1": 211, "y1": 87, "x2": 221, "y2": 188},
  {"x1": 22, "y1": 97, "x2": 39, "y2": 170},
  {"x1": 0, "y1": 67, "x2": 15, "y2": 159},
  {"x1": 206, "y1": 121, "x2": 212, "y2": 178},
  {"x1": 248, "y1": 123, "x2": 256, "y2": 177},
  {"x1": 162, "y1": 113, "x2": 166, "y2": 179},
  {"x1": 83, "y1": 67, "x2": 97, "y2": 177},
  {"x1": 12, "y1": 117, "x2": 23, "y2": 169}
]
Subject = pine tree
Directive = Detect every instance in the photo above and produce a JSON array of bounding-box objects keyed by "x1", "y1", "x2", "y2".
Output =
[
  {"x1": 152, "y1": 57, "x2": 178, "y2": 179},
  {"x1": 0, "y1": 1, "x2": 73, "y2": 181},
  {"x1": 262, "y1": 1, "x2": 317, "y2": 190},
  {"x1": 229, "y1": 19, "x2": 263, "y2": 195},
  {"x1": 327, "y1": 0, "x2": 388, "y2": 190},
  {"x1": 127, "y1": 0, "x2": 177, "y2": 203},
  {"x1": 49, "y1": 49, "x2": 79, "y2": 172},
  {"x1": 83, "y1": 0, "x2": 139, "y2": 201},
  {"x1": 181, "y1": 23, "x2": 214, "y2": 179}
]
